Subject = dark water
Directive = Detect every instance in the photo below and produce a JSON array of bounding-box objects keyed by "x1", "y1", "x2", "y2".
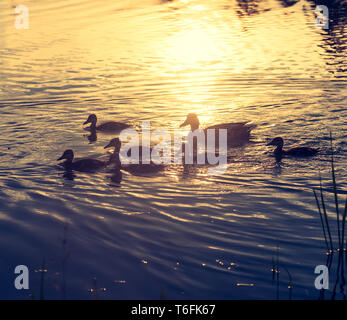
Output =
[{"x1": 0, "y1": 0, "x2": 346, "y2": 299}]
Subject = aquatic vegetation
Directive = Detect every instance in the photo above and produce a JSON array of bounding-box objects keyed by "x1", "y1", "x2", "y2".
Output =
[
  {"x1": 270, "y1": 244, "x2": 293, "y2": 300},
  {"x1": 313, "y1": 134, "x2": 347, "y2": 255},
  {"x1": 313, "y1": 134, "x2": 347, "y2": 299}
]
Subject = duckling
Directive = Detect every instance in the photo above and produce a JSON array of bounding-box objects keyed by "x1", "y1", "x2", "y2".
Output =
[
  {"x1": 267, "y1": 137, "x2": 319, "y2": 157},
  {"x1": 104, "y1": 138, "x2": 154, "y2": 164},
  {"x1": 180, "y1": 113, "x2": 255, "y2": 146},
  {"x1": 104, "y1": 138, "x2": 122, "y2": 168},
  {"x1": 104, "y1": 138, "x2": 165, "y2": 176},
  {"x1": 83, "y1": 114, "x2": 131, "y2": 132},
  {"x1": 102, "y1": 139, "x2": 123, "y2": 183},
  {"x1": 57, "y1": 149, "x2": 106, "y2": 172}
]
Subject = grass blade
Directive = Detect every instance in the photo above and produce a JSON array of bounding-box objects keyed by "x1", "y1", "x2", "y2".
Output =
[
  {"x1": 320, "y1": 177, "x2": 334, "y2": 252},
  {"x1": 313, "y1": 189, "x2": 330, "y2": 252},
  {"x1": 330, "y1": 132, "x2": 341, "y2": 250},
  {"x1": 341, "y1": 196, "x2": 347, "y2": 253},
  {"x1": 39, "y1": 259, "x2": 46, "y2": 300},
  {"x1": 276, "y1": 243, "x2": 280, "y2": 300},
  {"x1": 283, "y1": 266, "x2": 293, "y2": 300}
]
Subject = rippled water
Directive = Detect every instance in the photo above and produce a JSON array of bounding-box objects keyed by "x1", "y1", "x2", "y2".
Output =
[{"x1": 0, "y1": 0, "x2": 346, "y2": 299}]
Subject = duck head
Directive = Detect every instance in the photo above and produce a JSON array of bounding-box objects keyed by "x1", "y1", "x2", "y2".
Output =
[
  {"x1": 104, "y1": 138, "x2": 121, "y2": 152},
  {"x1": 57, "y1": 149, "x2": 74, "y2": 162},
  {"x1": 83, "y1": 114, "x2": 97, "y2": 126},
  {"x1": 180, "y1": 113, "x2": 200, "y2": 131},
  {"x1": 267, "y1": 137, "x2": 284, "y2": 149}
]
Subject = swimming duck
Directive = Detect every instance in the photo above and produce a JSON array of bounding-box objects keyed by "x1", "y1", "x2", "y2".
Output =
[
  {"x1": 267, "y1": 137, "x2": 319, "y2": 157},
  {"x1": 104, "y1": 138, "x2": 154, "y2": 164},
  {"x1": 180, "y1": 113, "x2": 255, "y2": 146},
  {"x1": 57, "y1": 149, "x2": 106, "y2": 172},
  {"x1": 104, "y1": 138, "x2": 122, "y2": 168},
  {"x1": 83, "y1": 114, "x2": 131, "y2": 132},
  {"x1": 104, "y1": 138, "x2": 165, "y2": 176}
]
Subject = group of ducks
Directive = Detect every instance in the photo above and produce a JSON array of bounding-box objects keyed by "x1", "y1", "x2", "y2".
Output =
[{"x1": 57, "y1": 113, "x2": 319, "y2": 179}]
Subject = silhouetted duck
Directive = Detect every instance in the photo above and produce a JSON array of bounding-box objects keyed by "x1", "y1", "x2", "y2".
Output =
[
  {"x1": 104, "y1": 138, "x2": 122, "y2": 168},
  {"x1": 267, "y1": 137, "x2": 319, "y2": 157},
  {"x1": 104, "y1": 138, "x2": 165, "y2": 176},
  {"x1": 104, "y1": 138, "x2": 155, "y2": 164},
  {"x1": 57, "y1": 149, "x2": 106, "y2": 172},
  {"x1": 83, "y1": 114, "x2": 131, "y2": 132},
  {"x1": 180, "y1": 113, "x2": 255, "y2": 146},
  {"x1": 102, "y1": 139, "x2": 123, "y2": 183}
]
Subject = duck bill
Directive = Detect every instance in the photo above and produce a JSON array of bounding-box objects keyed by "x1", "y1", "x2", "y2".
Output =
[
  {"x1": 267, "y1": 140, "x2": 275, "y2": 146},
  {"x1": 180, "y1": 120, "x2": 188, "y2": 128},
  {"x1": 83, "y1": 120, "x2": 90, "y2": 125},
  {"x1": 104, "y1": 142, "x2": 113, "y2": 149},
  {"x1": 57, "y1": 155, "x2": 65, "y2": 161}
]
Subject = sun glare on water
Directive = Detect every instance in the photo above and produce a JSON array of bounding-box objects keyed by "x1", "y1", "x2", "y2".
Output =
[{"x1": 166, "y1": 26, "x2": 225, "y2": 66}]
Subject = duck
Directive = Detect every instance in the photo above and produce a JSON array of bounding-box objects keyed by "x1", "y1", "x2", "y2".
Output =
[
  {"x1": 104, "y1": 138, "x2": 154, "y2": 164},
  {"x1": 57, "y1": 149, "x2": 106, "y2": 172},
  {"x1": 104, "y1": 138, "x2": 122, "y2": 168},
  {"x1": 83, "y1": 114, "x2": 131, "y2": 132},
  {"x1": 101, "y1": 139, "x2": 123, "y2": 183},
  {"x1": 180, "y1": 113, "x2": 255, "y2": 146},
  {"x1": 104, "y1": 138, "x2": 165, "y2": 176},
  {"x1": 267, "y1": 137, "x2": 319, "y2": 157}
]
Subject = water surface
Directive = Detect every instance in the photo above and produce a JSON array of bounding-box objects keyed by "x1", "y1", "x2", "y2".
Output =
[{"x1": 0, "y1": 0, "x2": 346, "y2": 299}]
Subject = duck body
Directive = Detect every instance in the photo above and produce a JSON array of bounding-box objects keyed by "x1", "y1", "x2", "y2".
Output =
[
  {"x1": 282, "y1": 147, "x2": 319, "y2": 157},
  {"x1": 57, "y1": 149, "x2": 106, "y2": 172},
  {"x1": 125, "y1": 145, "x2": 154, "y2": 161},
  {"x1": 84, "y1": 114, "x2": 131, "y2": 133},
  {"x1": 206, "y1": 122, "x2": 254, "y2": 145},
  {"x1": 180, "y1": 113, "x2": 255, "y2": 146},
  {"x1": 104, "y1": 138, "x2": 122, "y2": 168},
  {"x1": 122, "y1": 147, "x2": 166, "y2": 175},
  {"x1": 123, "y1": 163, "x2": 165, "y2": 175},
  {"x1": 105, "y1": 139, "x2": 154, "y2": 166},
  {"x1": 104, "y1": 138, "x2": 165, "y2": 176},
  {"x1": 267, "y1": 137, "x2": 319, "y2": 157}
]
